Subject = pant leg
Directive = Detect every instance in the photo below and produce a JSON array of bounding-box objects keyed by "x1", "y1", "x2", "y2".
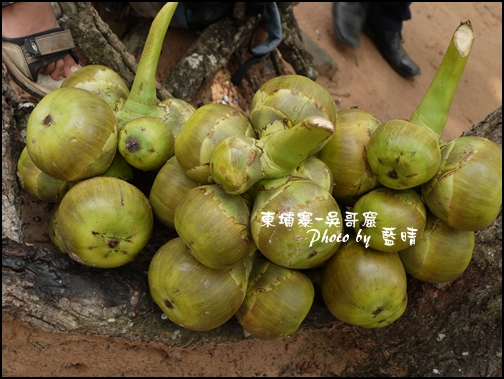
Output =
[{"x1": 362, "y1": 2, "x2": 412, "y2": 33}]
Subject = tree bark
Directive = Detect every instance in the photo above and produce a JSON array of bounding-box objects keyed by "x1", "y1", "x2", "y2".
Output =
[
  {"x1": 58, "y1": 2, "x2": 173, "y2": 100},
  {"x1": 163, "y1": 2, "x2": 317, "y2": 102}
]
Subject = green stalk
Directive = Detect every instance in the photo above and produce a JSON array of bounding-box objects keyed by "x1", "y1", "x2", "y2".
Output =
[
  {"x1": 410, "y1": 21, "x2": 475, "y2": 140},
  {"x1": 261, "y1": 116, "x2": 334, "y2": 177},
  {"x1": 210, "y1": 116, "x2": 334, "y2": 195},
  {"x1": 115, "y1": 2, "x2": 178, "y2": 124}
]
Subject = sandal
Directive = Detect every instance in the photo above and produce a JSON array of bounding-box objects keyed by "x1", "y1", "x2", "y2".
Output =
[{"x1": 2, "y1": 27, "x2": 79, "y2": 99}]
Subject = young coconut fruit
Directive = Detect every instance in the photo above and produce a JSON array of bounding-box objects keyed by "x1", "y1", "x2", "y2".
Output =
[
  {"x1": 209, "y1": 116, "x2": 335, "y2": 195},
  {"x1": 102, "y1": 3, "x2": 195, "y2": 175},
  {"x1": 351, "y1": 187, "x2": 427, "y2": 253},
  {"x1": 61, "y1": 64, "x2": 129, "y2": 111},
  {"x1": 366, "y1": 21, "x2": 475, "y2": 190},
  {"x1": 174, "y1": 184, "x2": 255, "y2": 269},
  {"x1": 249, "y1": 74, "x2": 337, "y2": 140},
  {"x1": 26, "y1": 87, "x2": 118, "y2": 182},
  {"x1": 148, "y1": 237, "x2": 254, "y2": 332},
  {"x1": 321, "y1": 240, "x2": 408, "y2": 329},
  {"x1": 175, "y1": 103, "x2": 256, "y2": 184},
  {"x1": 318, "y1": 108, "x2": 381, "y2": 205},
  {"x1": 398, "y1": 212, "x2": 474, "y2": 283},
  {"x1": 17, "y1": 147, "x2": 70, "y2": 202},
  {"x1": 250, "y1": 177, "x2": 343, "y2": 269},
  {"x1": 421, "y1": 136, "x2": 502, "y2": 231},
  {"x1": 149, "y1": 155, "x2": 199, "y2": 229},
  {"x1": 235, "y1": 255, "x2": 315, "y2": 340},
  {"x1": 57, "y1": 176, "x2": 153, "y2": 268},
  {"x1": 118, "y1": 117, "x2": 175, "y2": 171}
]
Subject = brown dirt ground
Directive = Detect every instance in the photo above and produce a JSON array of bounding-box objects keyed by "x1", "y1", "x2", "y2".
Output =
[{"x1": 2, "y1": 2, "x2": 502, "y2": 377}]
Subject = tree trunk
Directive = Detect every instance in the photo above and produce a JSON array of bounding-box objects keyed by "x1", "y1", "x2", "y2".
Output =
[
  {"x1": 1, "y1": 2, "x2": 502, "y2": 376},
  {"x1": 56, "y1": 2, "x2": 316, "y2": 104}
]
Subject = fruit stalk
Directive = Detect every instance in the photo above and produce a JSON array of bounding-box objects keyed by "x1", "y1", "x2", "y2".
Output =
[
  {"x1": 210, "y1": 116, "x2": 335, "y2": 195},
  {"x1": 410, "y1": 21, "x2": 475, "y2": 140},
  {"x1": 115, "y1": 2, "x2": 179, "y2": 125}
]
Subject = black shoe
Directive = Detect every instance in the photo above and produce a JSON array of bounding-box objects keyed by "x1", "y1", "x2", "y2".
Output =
[
  {"x1": 363, "y1": 24, "x2": 421, "y2": 77},
  {"x1": 332, "y1": 2, "x2": 369, "y2": 47}
]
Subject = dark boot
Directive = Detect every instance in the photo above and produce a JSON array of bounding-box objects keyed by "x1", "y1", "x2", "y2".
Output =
[
  {"x1": 363, "y1": 23, "x2": 421, "y2": 77},
  {"x1": 332, "y1": 2, "x2": 369, "y2": 47}
]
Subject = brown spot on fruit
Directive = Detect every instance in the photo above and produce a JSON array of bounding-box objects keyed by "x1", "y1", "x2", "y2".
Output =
[
  {"x1": 125, "y1": 136, "x2": 141, "y2": 153},
  {"x1": 43, "y1": 114, "x2": 52, "y2": 126},
  {"x1": 308, "y1": 251, "x2": 318, "y2": 258},
  {"x1": 372, "y1": 306, "x2": 384, "y2": 317},
  {"x1": 164, "y1": 299, "x2": 174, "y2": 309},
  {"x1": 247, "y1": 149, "x2": 256, "y2": 165},
  {"x1": 387, "y1": 170, "x2": 398, "y2": 179},
  {"x1": 107, "y1": 238, "x2": 119, "y2": 248}
]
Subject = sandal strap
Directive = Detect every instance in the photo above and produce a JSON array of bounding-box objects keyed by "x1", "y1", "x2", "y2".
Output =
[
  {"x1": 23, "y1": 28, "x2": 75, "y2": 57},
  {"x1": 2, "y1": 27, "x2": 78, "y2": 81}
]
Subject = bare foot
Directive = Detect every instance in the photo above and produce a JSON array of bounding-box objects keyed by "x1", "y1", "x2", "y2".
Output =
[{"x1": 2, "y1": 2, "x2": 80, "y2": 80}]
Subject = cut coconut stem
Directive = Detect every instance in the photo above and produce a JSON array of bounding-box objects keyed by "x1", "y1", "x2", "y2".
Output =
[
  {"x1": 410, "y1": 21, "x2": 475, "y2": 140},
  {"x1": 210, "y1": 116, "x2": 334, "y2": 195},
  {"x1": 117, "y1": 2, "x2": 178, "y2": 118},
  {"x1": 262, "y1": 116, "x2": 335, "y2": 177}
]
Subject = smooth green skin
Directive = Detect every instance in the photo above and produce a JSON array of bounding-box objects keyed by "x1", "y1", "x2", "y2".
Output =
[
  {"x1": 250, "y1": 74, "x2": 337, "y2": 139},
  {"x1": 399, "y1": 213, "x2": 474, "y2": 283},
  {"x1": 209, "y1": 135, "x2": 264, "y2": 195},
  {"x1": 48, "y1": 203, "x2": 66, "y2": 253},
  {"x1": 352, "y1": 187, "x2": 427, "y2": 253},
  {"x1": 175, "y1": 103, "x2": 256, "y2": 183},
  {"x1": 235, "y1": 256, "x2": 314, "y2": 340},
  {"x1": 57, "y1": 176, "x2": 153, "y2": 268},
  {"x1": 26, "y1": 87, "x2": 118, "y2": 182},
  {"x1": 321, "y1": 240, "x2": 408, "y2": 328},
  {"x1": 149, "y1": 156, "x2": 198, "y2": 229},
  {"x1": 157, "y1": 98, "x2": 195, "y2": 138},
  {"x1": 101, "y1": 153, "x2": 134, "y2": 181},
  {"x1": 174, "y1": 184, "x2": 255, "y2": 269},
  {"x1": 293, "y1": 156, "x2": 334, "y2": 194},
  {"x1": 61, "y1": 64, "x2": 129, "y2": 111},
  {"x1": 421, "y1": 136, "x2": 502, "y2": 231},
  {"x1": 318, "y1": 108, "x2": 381, "y2": 205},
  {"x1": 148, "y1": 237, "x2": 252, "y2": 332},
  {"x1": 251, "y1": 178, "x2": 343, "y2": 269},
  {"x1": 366, "y1": 119, "x2": 441, "y2": 190},
  {"x1": 118, "y1": 117, "x2": 174, "y2": 171},
  {"x1": 17, "y1": 147, "x2": 69, "y2": 203}
]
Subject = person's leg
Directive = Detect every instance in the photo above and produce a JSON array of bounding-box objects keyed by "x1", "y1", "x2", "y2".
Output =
[
  {"x1": 365, "y1": 2, "x2": 410, "y2": 33},
  {"x1": 332, "y1": 2, "x2": 370, "y2": 47},
  {"x1": 363, "y1": 2, "x2": 420, "y2": 77},
  {"x1": 2, "y1": 2, "x2": 79, "y2": 80}
]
